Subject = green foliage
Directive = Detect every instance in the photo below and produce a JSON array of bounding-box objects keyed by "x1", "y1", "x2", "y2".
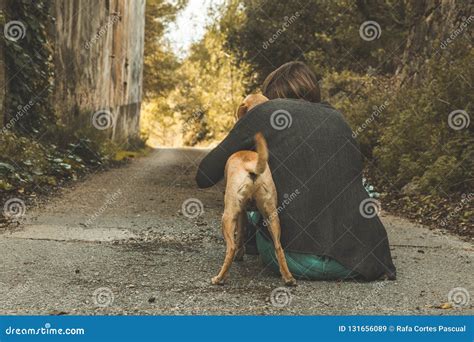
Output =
[
  {"x1": 142, "y1": 20, "x2": 250, "y2": 146},
  {"x1": 0, "y1": 129, "x2": 115, "y2": 192},
  {"x1": 372, "y1": 44, "x2": 473, "y2": 195},
  {"x1": 223, "y1": 0, "x2": 409, "y2": 90},
  {"x1": 3, "y1": 0, "x2": 54, "y2": 134},
  {"x1": 176, "y1": 27, "x2": 250, "y2": 145},
  {"x1": 323, "y1": 42, "x2": 473, "y2": 198},
  {"x1": 143, "y1": 0, "x2": 187, "y2": 97},
  {"x1": 1, "y1": 104, "x2": 126, "y2": 192}
]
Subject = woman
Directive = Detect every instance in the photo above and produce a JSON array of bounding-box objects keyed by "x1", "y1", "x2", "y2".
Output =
[{"x1": 196, "y1": 61, "x2": 396, "y2": 281}]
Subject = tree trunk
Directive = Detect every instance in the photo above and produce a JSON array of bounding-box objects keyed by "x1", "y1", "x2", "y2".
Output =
[
  {"x1": 52, "y1": 0, "x2": 146, "y2": 143},
  {"x1": 396, "y1": 0, "x2": 471, "y2": 86}
]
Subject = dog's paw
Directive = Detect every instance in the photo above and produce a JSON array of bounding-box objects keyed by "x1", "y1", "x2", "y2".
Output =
[
  {"x1": 211, "y1": 276, "x2": 225, "y2": 285},
  {"x1": 284, "y1": 277, "x2": 297, "y2": 287}
]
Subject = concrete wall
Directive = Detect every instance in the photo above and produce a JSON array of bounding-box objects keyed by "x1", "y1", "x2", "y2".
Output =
[{"x1": 52, "y1": 0, "x2": 146, "y2": 142}]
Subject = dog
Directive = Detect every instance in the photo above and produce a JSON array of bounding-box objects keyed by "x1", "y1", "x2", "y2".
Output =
[
  {"x1": 235, "y1": 93, "x2": 269, "y2": 120},
  {"x1": 211, "y1": 94, "x2": 296, "y2": 286}
]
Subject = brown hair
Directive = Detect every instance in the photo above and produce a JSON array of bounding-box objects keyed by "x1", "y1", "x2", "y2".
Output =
[{"x1": 262, "y1": 61, "x2": 321, "y2": 103}]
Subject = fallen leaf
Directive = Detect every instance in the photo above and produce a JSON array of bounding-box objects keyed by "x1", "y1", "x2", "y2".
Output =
[{"x1": 438, "y1": 302, "x2": 453, "y2": 309}]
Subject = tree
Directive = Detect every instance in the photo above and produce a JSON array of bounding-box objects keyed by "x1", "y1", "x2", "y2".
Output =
[
  {"x1": 143, "y1": 0, "x2": 187, "y2": 97},
  {"x1": 396, "y1": 0, "x2": 473, "y2": 86},
  {"x1": 222, "y1": 0, "x2": 410, "y2": 90},
  {"x1": 170, "y1": 26, "x2": 250, "y2": 145}
]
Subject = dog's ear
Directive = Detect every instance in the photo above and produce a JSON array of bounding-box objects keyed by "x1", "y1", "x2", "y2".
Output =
[{"x1": 236, "y1": 103, "x2": 248, "y2": 120}]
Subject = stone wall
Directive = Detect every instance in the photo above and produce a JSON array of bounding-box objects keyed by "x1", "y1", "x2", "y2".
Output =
[{"x1": 52, "y1": 0, "x2": 146, "y2": 142}]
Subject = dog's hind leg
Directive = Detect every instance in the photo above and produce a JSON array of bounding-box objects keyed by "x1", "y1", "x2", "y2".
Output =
[
  {"x1": 258, "y1": 201, "x2": 296, "y2": 286},
  {"x1": 234, "y1": 212, "x2": 246, "y2": 261},
  {"x1": 212, "y1": 211, "x2": 239, "y2": 285},
  {"x1": 267, "y1": 215, "x2": 297, "y2": 286}
]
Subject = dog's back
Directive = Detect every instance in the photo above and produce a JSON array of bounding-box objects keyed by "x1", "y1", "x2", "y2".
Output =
[
  {"x1": 223, "y1": 133, "x2": 276, "y2": 219},
  {"x1": 225, "y1": 133, "x2": 271, "y2": 190},
  {"x1": 227, "y1": 133, "x2": 268, "y2": 175}
]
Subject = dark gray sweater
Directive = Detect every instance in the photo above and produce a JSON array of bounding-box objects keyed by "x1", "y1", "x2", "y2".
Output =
[{"x1": 196, "y1": 98, "x2": 396, "y2": 280}]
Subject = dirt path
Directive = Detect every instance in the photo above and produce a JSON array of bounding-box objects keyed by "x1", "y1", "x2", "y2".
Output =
[{"x1": 0, "y1": 148, "x2": 472, "y2": 315}]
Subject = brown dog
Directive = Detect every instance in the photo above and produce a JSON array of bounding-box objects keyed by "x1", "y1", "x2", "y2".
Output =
[
  {"x1": 211, "y1": 94, "x2": 296, "y2": 286},
  {"x1": 235, "y1": 93, "x2": 269, "y2": 120}
]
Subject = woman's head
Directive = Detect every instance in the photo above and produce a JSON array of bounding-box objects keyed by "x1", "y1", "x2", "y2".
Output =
[{"x1": 262, "y1": 61, "x2": 321, "y2": 103}]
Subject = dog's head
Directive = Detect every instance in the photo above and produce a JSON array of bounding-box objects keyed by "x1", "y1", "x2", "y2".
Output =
[{"x1": 235, "y1": 94, "x2": 269, "y2": 120}]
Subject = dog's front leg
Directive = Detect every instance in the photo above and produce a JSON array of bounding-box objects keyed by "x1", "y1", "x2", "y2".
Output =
[{"x1": 212, "y1": 212, "x2": 238, "y2": 285}]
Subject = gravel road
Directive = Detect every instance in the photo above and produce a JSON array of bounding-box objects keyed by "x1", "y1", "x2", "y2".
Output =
[{"x1": 0, "y1": 148, "x2": 472, "y2": 315}]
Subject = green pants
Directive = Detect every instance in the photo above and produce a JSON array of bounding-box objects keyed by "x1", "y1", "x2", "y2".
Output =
[{"x1": 248, "y1": 211, "x2": 358, "y2": 280}]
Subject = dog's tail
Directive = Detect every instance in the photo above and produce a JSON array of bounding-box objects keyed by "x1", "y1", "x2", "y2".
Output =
[{"x1": 254, "y1": 132, "x2": 268, "y2": 174}]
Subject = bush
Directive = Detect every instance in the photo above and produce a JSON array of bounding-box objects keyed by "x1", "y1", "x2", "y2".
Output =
[
  {"x1": 373, "y1": 45, "x2": 473, "y2": 195},
  {"x1": 322, "y1": 45, "x2": 473, "y2": 232},
  {"x1": 325, "y1": 44, "x2": 473, "y2": 197}
]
